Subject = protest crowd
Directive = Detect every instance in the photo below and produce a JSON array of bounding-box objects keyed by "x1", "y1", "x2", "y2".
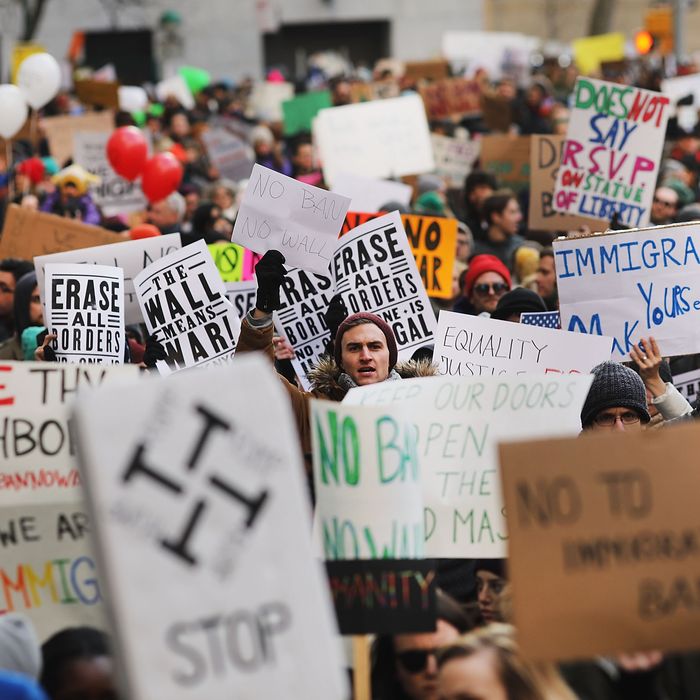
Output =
[{"x1": 4, "y1": 13, "x2": 700, "y2": 700}]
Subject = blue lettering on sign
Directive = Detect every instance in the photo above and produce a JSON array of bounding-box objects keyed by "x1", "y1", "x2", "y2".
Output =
[
  {"x1": 637, "y1": 281, "x2": 692, "y2": 329},
  {"x1": 567, "y1": 313, "x2": 638, "y2": 356}
]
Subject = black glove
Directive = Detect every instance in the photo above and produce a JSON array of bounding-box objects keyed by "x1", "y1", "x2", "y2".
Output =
[
  {"x1": 324, "y1": 294, "x2": 348, "y2": 338},
  {"x1": 255, "y1": 250, "x2": 287, "y2": 313},
  {"x1": 143, "y1": 334, "x2": 168, "y2": 368}
]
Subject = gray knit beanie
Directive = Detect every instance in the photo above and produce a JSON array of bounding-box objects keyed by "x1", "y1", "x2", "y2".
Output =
[
  {"x1": 0, "y1": 614, "x2": 41, "y2": 679},
  {"x1": 581, "y1": 361, "x2": 651, "y2": 428}
]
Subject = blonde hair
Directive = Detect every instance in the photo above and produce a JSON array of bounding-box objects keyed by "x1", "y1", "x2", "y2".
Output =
[{"x1": 437, "y1": 624, "x2": 576, "y2": 700}]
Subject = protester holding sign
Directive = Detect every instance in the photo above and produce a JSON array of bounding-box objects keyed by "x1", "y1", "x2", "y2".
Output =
[{"x1": 0, "y1": 272, "x2": 43, "y2": 360}]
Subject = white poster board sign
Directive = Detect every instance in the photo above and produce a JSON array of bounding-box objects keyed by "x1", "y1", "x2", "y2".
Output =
[
  {"x1": 311, "y1": 399, "x2": 424, "y2": 560},
  {"x1": 431, "y1": 134, "x2": 480, "y2": 188},
  {"x1": 45, "y1": 263, "x2": 125, "y2": 364},
  {"x1": 0, "y1": 362, "x2": 138, "y2": 639},
  {"x1": 554, "y1": 223, "x2": 700, "y2": 359},
  {"x1": 331, "y1": 172, "x2": 412, "y2": 213},
  {"x1": 333, "y1": 211, "x2": 436, "y2": 361},
  {"x1": 201, "y1": 127, "x2": 255, "y2": 182},
  {"x1": 553, "y1": 78, "x2": 670, "y2": 228},
  {"x1": 134, "y1": 239, "x2": 241, "y2": 373},
  {"x1": 344, "y1": 374, "x2": 592, "y2": 557},
  {"x1": 224, "y1": 280, "x2": 257, "y2": 319},
  {"x1": 273, "y1": 267, "x2": 333, "y2": 391},
  {"x1": 314, "y1": 95, "x2": 435, "y2": 187},
  {"x1": 249, "y1": 81, "x2": 295, "y2": 122},
  {"x1": 35, "y1": 233, "x2": 182, "y2": 325},
  {"x1": 73, "y1": 356, "x2": 346, "y2": 700},
  {"x1": 232, "y1": 164, "x2": 350, "y2": 275},
  {"x1": 434, "y1": 310, "x2": 613, "y2": 376},
  {"x1": 73, "y1": 131, "x2": 148, "y2": 216}
]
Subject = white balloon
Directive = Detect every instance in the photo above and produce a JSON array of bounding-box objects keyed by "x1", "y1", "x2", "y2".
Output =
[
  {"x1": 17, "y1": 53, "x2": 61, "y2": 109},
  {"x1": 118, "y1": 85, "x2": 148, "y2": 113},
  {"x1": 0, "y1": 84, "x2": 28, "y2": 139}
]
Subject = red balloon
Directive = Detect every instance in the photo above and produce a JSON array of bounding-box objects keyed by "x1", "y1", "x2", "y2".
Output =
[
  {"x1": 140, "y1": 152, "x2": 183, "y2": 203},
  {"x1": 106, "y1": 126, "x2": 148, "y2": 181}
]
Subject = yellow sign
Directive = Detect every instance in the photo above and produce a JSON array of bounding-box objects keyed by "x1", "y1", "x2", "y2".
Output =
[
  {"x1": 572, "y1": 33, "x2": 625, "y2": 75},
  {"x1": 207, "y1": 242, "x2": 245, "y2": 282},
  {"x1": 11, "y1": 43, "x2": 46, "y2": 84}
]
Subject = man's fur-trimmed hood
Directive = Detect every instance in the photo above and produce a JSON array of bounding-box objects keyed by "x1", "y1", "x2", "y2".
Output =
[{"x1": 307, "y1": 355, "x2": 439, "y2": 401}]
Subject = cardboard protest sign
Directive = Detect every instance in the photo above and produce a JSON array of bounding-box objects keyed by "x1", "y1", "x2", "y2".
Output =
[
  {"x1": 344, "y1": 374, "x2": 592, "y2": 557},
  {"x1": 200, "y1": 127, "x2": 255, "y2": 182},
  {"x1": 232, "y1": 164, "x2": 350, "y2": 275},
  {"x1": 312, "y1": 399, "x2": 425, "y2": 560},
  {"x1": 529, "y1": 135, "x2": 601, "y2": 232},
  {"x1": 45, "y1": 264, "x2": 125, "y2": 364},
  {"x1": 482, "y1": 94, "x2": 513, "y2": 133},
  {"x1": 249, "y1": 81, "x2": 295, "y2": 122},
  {"x1": 499, "y1": 424, "x2": 700, "y2": 661},
  {"x1": 552, "y1": 78, "x2": 670, "y2": 228},
  {"x1": 553, "y1": 223, "x2": 700, "y2": 359},
  {"x1": 0, "y1": 205, "x2": 123, "y2": 260},
  {"x1": 224, "y1": 281, "x2": 257, "y2": 319},
  {"x1": 403, "y1": 59, "x2": 450, "y2": 82},
  {"x1": 435, "y1": 311, "x2": 612, "y2": 376},
  {"x1": 342, "y1": 211, "x2": 457, "y2": 300},
  {"x1": 313, "y1": 94, "x2": 435, "y2": 187},
  {"x1": 73, "y1": 356, "x2": 347, "y2": 699},
  {"x1": 74, "y1": 80, "x2": 120, "y2": 110},
  {"x1": 572, "y1": 32, "x2": 625, "y2": 75},
  {"x1": 671, "y1": 368, "x2": 700, "y2": 403},
  {"x1": 273, "y1": 268, "x2": 333, "y2": 391},
  {"x1": 35, "y1": 233, "x2": 182, "y2": 325},
  {"x1": 326, "y1": 559, "x2": 437, "y2": 635},
  {"x1": 333, "y1": 211, "x2": 436, "y2": 357},
  {"x1": 431, "y1": 134, "x2": 480, "y2": 188},
  {"x1": 42, "y1": 112, "x2": 114, "y2": 167},
  {"x1": 0, "y1": 361, "x2": 138, "y2": 639},
  {"x1": 480, "y1": 135, "x2": 531, "y2": 193},
  {"x1": 207, "y1": 242, "x2": 246, "y2": 282},
  {"x1": 418, "y1": 77, "x2": 482, "y2": 120},
  {"x1": 282, "y1": 90, "x2": 332, "y2": 136},
  {"x1": 331, "y1": 172, "x2": 412, "y2": 213},
  {"x1": 73, "y1": 131, "x2": 148, "y2": 216},
  {"x1": 134, "y1": 239, "x2": 241, "y2": 373}
]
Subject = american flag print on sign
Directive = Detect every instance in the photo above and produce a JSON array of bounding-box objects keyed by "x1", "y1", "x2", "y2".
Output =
[{"x1": 520, "y1": 311, "x2": 561, "y2": 329}]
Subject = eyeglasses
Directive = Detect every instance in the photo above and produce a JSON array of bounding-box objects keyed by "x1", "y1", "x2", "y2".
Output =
[
  {"x1": 593, "y1": 411, "x2": 641, "y2": 427},
  {"x1": 653, "y1": 197, "x2": 676, "y2": 208},
  {"x1": 473, "y1": 282, "x2": 509, "y2": 296},
  {"x1": 396, "y1": 649, "x2": 437, "y2": 674},
  {"x1": 0, "y1": 283, "x2": 14, "y2": 294}
]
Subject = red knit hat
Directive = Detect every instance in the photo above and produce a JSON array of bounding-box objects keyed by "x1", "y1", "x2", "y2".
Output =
[
  {"x1": 334, "y1": 312, "x2": 398, "y2": 370},
  {"x1": 464, "y1": 255, "x2": 512, "y2": 297}
]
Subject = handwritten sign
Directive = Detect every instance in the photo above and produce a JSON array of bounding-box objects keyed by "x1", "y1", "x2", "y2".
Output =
[
  {"x1": 0, "y1": 362, "x2": 137, "y2": 640},
  {"x1": 134, "y1": 240, "x2": 241, "y2": 373},
  {"x1": 434, "y1": 311, "x2": 612, "y2": 376},
  {"x1": 344, "y1": 374, "x2": 592, "y2": 557},
  {"x1": 480, "y1": 135, "x2": 531, "y2": 193},
  {"x1": 312, "y1": 399, "x2": 425, "y2": 560},
  {"x1": 273, "y1": 267, "x2": 333, "y2": 391},
  {"x1": 73, "y1": 355, "x2": 347, "y2": 699},
  {"x1": 431, "y1": 134, "x2": 480, "y2": 188},
  {"x1": 342, "y1": 211, "x2": 457, "y2": 300},
  {"x1": 45, "y1": 264, "x2": 125, "y2": 365},
  {"x1": 326, "y1": 559, "x2": 436, "y2": 635},
  {"x1": 232, "y1": 164, "x2": 350, "y2": 276},
  {"x1": 553, "y1": 223, "x2": 700, "y2": 359},
  {"x1": 207, "y1": 242, "x2": 246, "y2": 282},
  {"x1": 0, "y1": 205, "x2": 123, "y2": 261},
  {"x1": 224, "y1": 281, "x2": 257, "y2": 320},
  {"x1": 499, "y1": 424, "x2": 700, "y2": 661},
  {"x1": 528, "y1": 135, "x2": 601, "y2": 232},
  {"x1": 42, "y1": 111, "x2": 115, "y2": 168},
  {"x1": 553, "y1": 78, "x2": 670, "y2": 228},
  {"x1": 418, "y1": 77, "x2": 482, "y2": 120},
  {"x1": 200, "y1": 127, "x2": 254, "y2": 182},
  {"x1": 313, "y1": 94, "x2": 435, "y2": 187},
  {"x1": 35, "y1": 234, "x2": 181, "y2": 325},
  {"x1": 334, "y1": 211, "x2": 436, "y2": 358}
]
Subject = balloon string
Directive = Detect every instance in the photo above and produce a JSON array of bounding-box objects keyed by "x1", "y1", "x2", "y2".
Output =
[
  {"x1": 6, "y1": 139, "x2": 13, "y2": 203},
  {"x1": 29, "y1": 108, "x2": 38, "y2": 156}
]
